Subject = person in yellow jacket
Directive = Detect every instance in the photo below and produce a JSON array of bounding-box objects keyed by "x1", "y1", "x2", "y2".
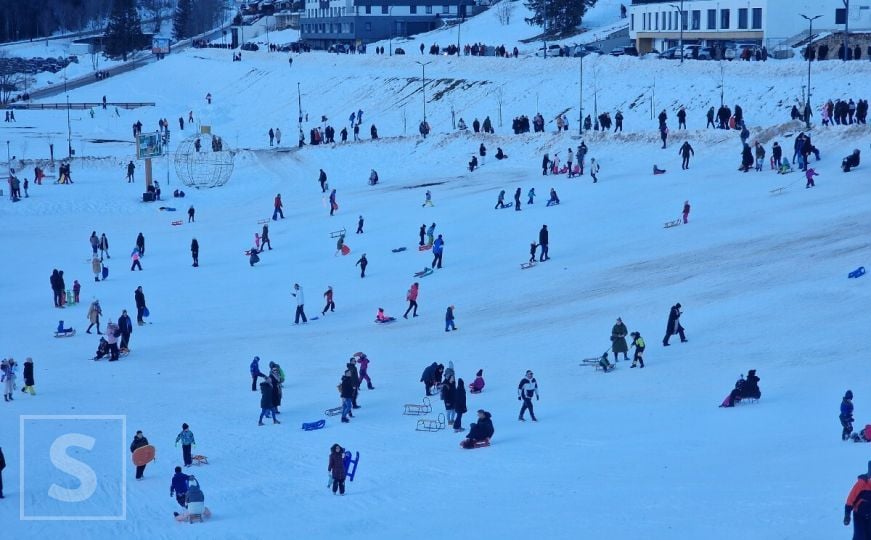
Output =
[{"x1": 630, "y1": 332, "x2": 646, "y2": 368}]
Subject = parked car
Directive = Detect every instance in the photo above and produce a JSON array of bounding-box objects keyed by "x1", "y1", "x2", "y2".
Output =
[
  {"x1": 683, "y1": 45, "x2": 712, "y2": 60},
  {"x1": 570, "y1": 44, "x2": 603, "y2": 57},
  {"x1": 394, "y1": 47, "x2": 405, "y2": 55},
  {"x1": 725, "y1": 43, "x2": 758, "y2": 60},
  {"x1": 241, "y1": 42, "x2": 259, "y2": 51},
  {"x1": 609, "y1": 47, "x2": 625, "y2": 56},
  {"x1": 610, "y1": 45, "x2": 638, "y2": 57},
  {"x1": 534, "y1": 44, "x2": 564, "y2": 57}
]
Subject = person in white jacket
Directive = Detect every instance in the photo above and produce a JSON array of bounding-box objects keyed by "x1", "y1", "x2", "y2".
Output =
[{"x1": 292, "y1": 283, "x2": 307, "y2": 324}]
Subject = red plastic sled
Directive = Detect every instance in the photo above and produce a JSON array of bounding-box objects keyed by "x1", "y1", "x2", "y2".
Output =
[
  {"x1": 341, "y1": 245, "x2": 351, "y2": 255},
  {"x1": 418, "y1": 245, "x2": 432, "y2": 251}
]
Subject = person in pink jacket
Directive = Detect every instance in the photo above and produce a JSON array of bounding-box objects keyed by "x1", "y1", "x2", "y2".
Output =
[
  {"x1": 130, "y1": 247, "x2": 142, "y2": 271},
  {"x1": 403, "y1": 282, "x2": 419, "y2": 319},
  {"x1": 469, "y1": 369, "x2": 485, "y2": 393},
  {"x1": 354, "y1": 352, "x2": 374, "y2": 390}
]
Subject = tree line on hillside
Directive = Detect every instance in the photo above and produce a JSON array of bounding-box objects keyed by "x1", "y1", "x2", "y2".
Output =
[{"x1": 524, "y1": 0, "x2": 598, "y2": 36}]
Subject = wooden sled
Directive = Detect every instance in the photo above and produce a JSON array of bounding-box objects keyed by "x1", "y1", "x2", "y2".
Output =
[
  {"x1": 191, "y1": 455, "x2": 209, "y2": 465},
  {"x1": 54, "y1": 330, "x2": 76, "y2": 337},
  {"x1": 171, "y1": 220, "x2": 183, "y2": 226},
  {"x1": 329, "y1": 228, "x2": 346, "y2": 238},
  {"x1": 581, "y1": 353, "x2": 615, "y2": 372},
  {"x1": 416, "y1": 413, "x2": 446, "y2": 432},
  {"x1": 520, "y1": 262, "x2": 536, "y2": 269},
  {"x1": 460, "y1": 437, "x2": 491, "y2": 449},
  {"x1": 325, "y1": 406, "x2": 343, "y2": 416},
  {"x1": 175, "y1": 506, "x2": 211, "y2": 523},
  {"x1": 418, "y1": 244, "x2": 433, "y2": 251},
  {"x1": 403, "y1": 396, "x2": 432, "y2": 416},
  {"x1": 664, "y1": 219, "x2": 681, "y2": 228}
]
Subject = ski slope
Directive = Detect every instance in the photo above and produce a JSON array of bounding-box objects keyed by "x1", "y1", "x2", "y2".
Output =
[{"x1": 1, "y1": 34, "x2": 871, "y2": 540}]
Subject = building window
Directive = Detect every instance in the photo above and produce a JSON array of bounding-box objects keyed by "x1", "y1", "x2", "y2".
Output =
[
  {"x1": 365, "y1": 5, "x2": 371, "y2": 13},
  {"x1": 382, "y1": 5, "x2": 388, "y2": 14},
  {"x1": 410, "y1": 5, "x2": 417, "y2": 13},
  {"x1": 691, "y1": 10, "x2": 700, "y2": 30},
  {"x1": 720, "y1": 9, "x2": 729, "y2": 29},
  {"x1": 667, "y1": 11, "x2": 671, "y2": 30},
  {"x1": 442, "y1": 5, "x2": 449, "y2": 14},
  {"x1": 426, "y1": 5, "x2": 432, "y2": 14},
  {"x1": 738, "y1": 8, "x2": 748, "y2": 29},
  {"x1": 752, "y1": 7, "x2": 762, "y2": 29},
  {"x1": 630, "y1": 13, "x2": 634, "y2": 31},
  {"x1": 707, "y1": 9, "x2": 715, "y2": 29},
  {"x1": 654, "y1": 11, "x2": 658, "y2": 30}
]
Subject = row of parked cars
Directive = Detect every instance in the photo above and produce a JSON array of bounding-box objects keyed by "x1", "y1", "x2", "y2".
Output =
[
  {"x1": 536, "y1": 41, "x2": 760, "y2": 60},
  {"x1": 0, "y1": 55, "x2": 78, "y2": 75}
]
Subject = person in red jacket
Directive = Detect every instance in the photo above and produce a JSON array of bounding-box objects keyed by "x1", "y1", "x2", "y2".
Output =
[
  {"x1": 272, "y1": 194, "x2": 284, "y2": 220},
  {"x1": 845, "y1": 461, "x2": 871, "y2": 538},
  {"x1": 322, "y1": 286, "x2": 335, "y2": 316},
  {"x1": 403, "y1": 282, "x2": 419, "y2": 318}
]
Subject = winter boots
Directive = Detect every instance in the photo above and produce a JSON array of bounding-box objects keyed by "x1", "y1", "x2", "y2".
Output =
[{"x1": 4, "y1": 393, "x2": 13, "y2": 401}]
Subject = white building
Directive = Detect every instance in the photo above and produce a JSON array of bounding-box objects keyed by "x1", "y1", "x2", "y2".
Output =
[{"x1": 629, "y1": 0, "x2": 871, "y2": 54}]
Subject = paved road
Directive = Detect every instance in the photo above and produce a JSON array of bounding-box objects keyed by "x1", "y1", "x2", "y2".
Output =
[{"x1": 23, "y1": 26, "x2": 229, "y2": 101}]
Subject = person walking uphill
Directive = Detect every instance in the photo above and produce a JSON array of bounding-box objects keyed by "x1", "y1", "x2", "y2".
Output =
[
  {"x1": 322, "y1": 286, "x2": 335, "y2": 315},
  {"x1": 328, "y1": 444, "x2": 347, "y2": 495},
  {"x1": 136, "y1": 233, "x2": 145, "y2": 257},
  {"x1": 445, "y1": 305, "x2": 457, "y2": 332},
  {"x1": 514, "y1": 188, "x2": 522, "y2": 211},
  {"x1": 273, "y1": 194, "x2": 284, "y2": 220},
  {"x1": 130, "y1": 430, "x2": 150, "y2": 479},
  {"x1": 404, "y1": 282, "x2": 419, "y2": 318},
  {"x1": 86, "y1": 299, "x2": 102, "y2": 334},
  {"x1": 611, "y1": 317, "x2": 629, "y2": 362},
  {"x1": 134, "y1": 286, "x2": 147, "y2": 325},
  {"x1": 841, "y1": 390, "x2": 855, "y2": 441},
  {"x1": 679, "y1": 141, "x2": 694, "y2": 170},
  {"x1": 844, "y1": 461, "x2": 871, "y2": 539},
  {"x1": 356, "y1": 254, "x2": 368, "y2": 278},
  {"x1": 663, "y1": 302, "x2": 687, "y2": 346},
  {"x1": 319, "y1": 169, "x2": 328, "y2": 193},
  {"x1": 170, "y1": 466, "x2": 189, "y2": 509},
  {"x1": 175, "y1": 423, "x2": 196, "y2": 467},
  {"x1": 292, "y1": 283, "x2": 307, "y2": 324},
  {"x1": 432, "y1": 235, "x2": 444, "y2": 269},
  {"x1": 517, "y1": 370, "x2": 539, "y2": 421},
  {"x1": 131, "y1": 247, "x2": 143, "y2": 271}
]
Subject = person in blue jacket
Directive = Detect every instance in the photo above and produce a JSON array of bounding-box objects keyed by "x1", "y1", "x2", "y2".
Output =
[
  {"x1": 432, "y1": 235, "x2": 444, "y2": 269},
  {"x1": 250, "y1": 356, "x2": 266, "y2": 391},
  {"x1": 445, "y1": 305, "x2": 457, "y2": 332},
  {"x1": 175, "y1": 423, "x2": 196, "y2": 467},
  {"x1": 842, "y1": 390, "x2": 855, "y2": 441},
  {"x1": 170, "y1": 466, "x2": 190, "y2": 510}
]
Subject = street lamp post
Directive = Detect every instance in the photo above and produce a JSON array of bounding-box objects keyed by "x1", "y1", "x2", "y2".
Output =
[
  {"x1": 415, "y1": 61, "x2": 432, "y2": 124},
  {"x1": 297, "y1": 82, "x2": 303, "y2": 147},
  {"x1": 64, "y1": 64, "x2": 72, "y2": 158},
  {"x1": 842, "y1": 0, "x2": 849, "y2": 62},
  {"x1": 669, "y1": 0, "x2": 685, "y2": 64},
  {"x1": 578, "y1": 52, "x2": 584, "y2": 135},
  {"x1": 800, "y1": 14, "x2": 821, "y2": 129},
  {"x1": 389, "y1": 6, "x2": 394, "y2": 56}
]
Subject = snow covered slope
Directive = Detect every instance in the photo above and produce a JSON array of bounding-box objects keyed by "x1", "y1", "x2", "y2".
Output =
[{"x1": 1, "y1": 41, "x2": 871, "y2": 540}]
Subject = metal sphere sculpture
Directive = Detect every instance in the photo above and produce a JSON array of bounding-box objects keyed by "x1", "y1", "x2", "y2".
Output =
[{"x1": 174, "y1": 132, "x2": 234, "y2": 189}]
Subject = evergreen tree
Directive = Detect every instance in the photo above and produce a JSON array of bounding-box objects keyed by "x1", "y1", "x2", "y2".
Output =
[
  {"x1": 104, "y1": 0, "x2": 144, "y2": 61},
  {"x1": 173, "y1": 0, "x2": 193, "y2": 40},
  {"x1": 524, "y1": 0, "x2": 597, "y2": 36}
]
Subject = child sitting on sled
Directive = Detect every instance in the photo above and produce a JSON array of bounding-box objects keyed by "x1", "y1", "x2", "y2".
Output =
[
  {"x1": 375, "y1": 308, "x2": 395, "y2": 323},
  {"x1": 56, "y1": 320, "x2": 74, "y2": 336}
]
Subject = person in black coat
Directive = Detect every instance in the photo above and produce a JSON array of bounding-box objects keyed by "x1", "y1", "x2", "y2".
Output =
[
  {"x1": 50, "y1": 269, "x2": 62, "y2": 307},
  {"x1": 419, "y1": 224, "x2": 426, "y2": 246},
  {"x1": 259, "y1": 380, "x2": 279, "y2": 425},
  {"x1": 136, "y1": 233, "x2": 145, "y2": 256},
  {"x1": 420, "y1": 362, "x2": 438, "y2": 395},
  {"x1": 463, "y1": 410, "x2": 494, "y2": 448},
  {"x1": 134, "y1": 286, "x2": 147, "y2": 325},
  {"x1": 130, "y1": 430, "x2": 150, "y2": 479},
  {"x1": 663, "y1": 303, "x2": 687, "y2": 346},
  {"x1": 118, "y1": 310, "x2": 133, "y2": 350},
  {"x1": 453, "y1": 378, "x2": 467, "y2": 432},
  {"x1": 538, "y1": 225, "x2": 549, "y2": 261},
  {"x1": 22, "y1": 357, "x2": 34, "y2": 394},
  {"x1": 0, "y1": 446, "x2": 5, "y2": 498},
  {"x1": 340, "y1": 370, "x2": 355, "y2": 422},
  {"x1": 347, "y1": 360, "x2": 361, "y2": 408},
  {"x1": 191, "y1": 238, "x2": 199, "y2": 267},
  {"x1": 513, "y1": 188, "x2": 521, "y2": 211}
]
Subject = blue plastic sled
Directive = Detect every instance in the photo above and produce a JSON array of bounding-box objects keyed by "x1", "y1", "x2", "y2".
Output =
[
  {"x1": 143, "y1": 307, "x2": 150, "y2": 318},
  {"x1": 849, "y1": 267, "x2": 866, "y2": 279},
  {"x1": 101, "y1": 266, "x2": 109, "y2": 279},
  {"x1": 343, "y1": 451, "x2": 360, "y2": 482},
  {"x1": 301, "y1": 419, "x2": 325, "y2": 431}
]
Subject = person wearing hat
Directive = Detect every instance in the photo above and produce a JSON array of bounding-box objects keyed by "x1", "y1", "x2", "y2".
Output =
[
  {"x1": 328, "y1": 444, "x2": 347, "y2": 495},
  {"x1": 630, "y1": 332, "x2": 646, "y2": 368},
  {"x1": 130, "y1": 431, "x2": 150, "y2": 479},
  {"x1": 445, "y1": 305, "x2": 456, "y2": 332},
  {"x1": 453, "y1": 378, "x2": 467, "y2": 432},
  {"x1": 663, "y1": 302, "x2": 687, "y2": 346},
  {"x1": 469, "y1": 369, "x2": 485, "y2": 394},
  {"x1": 844, "y1": 461, "x2": 871, "y2": 537},
  {"x1": 462, "y1": 410, "x2": 494, "y2": 448},
  {"x1": 611, "y1": 317, "x2": 629, "y2": 362},
  {"x1": 842, "y1": 391, "x2": 856, "y2": 441}
]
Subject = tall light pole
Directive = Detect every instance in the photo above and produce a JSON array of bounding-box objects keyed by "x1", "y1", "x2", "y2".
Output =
[
  {"x1": 842, "y1": 0, "x2": 849, "y2": 61},
  {"x1": 800, "y1": 14, "x2": 821, "y2": 129},
  {"x1": 669, "y1": 0, "x2": 684, "y2": 64},
  {"x1": 297, "y1": 82, "x2": 303, "y2": 147},
  {"x1": 415, "y1": 61, "x2": 432, "y2": 124},
  {"x1": 578, "y1": 52, "x2": 584, "y2": 135},
  {"x1": 389, "y1": 6, "x2": 394, "y2": 56},
  {"x1": 64, "y1": 63, "x2": 72, "y2": 158},
  {"x1": 457, "y1": 1, "x2": 463, "y2": 55}
]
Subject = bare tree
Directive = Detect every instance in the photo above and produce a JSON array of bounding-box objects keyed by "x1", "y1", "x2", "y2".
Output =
[
  {"x1": 0, "y1": 52, "x2": 24, "y2": 104},
  {"x1": 496, "y1": 0, "x2": 516, "y2": 26}
]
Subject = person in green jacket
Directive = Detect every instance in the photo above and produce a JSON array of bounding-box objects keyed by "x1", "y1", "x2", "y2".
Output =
[{"x1": 611, "y1": 317, "x2": 629, "y2": 362}]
